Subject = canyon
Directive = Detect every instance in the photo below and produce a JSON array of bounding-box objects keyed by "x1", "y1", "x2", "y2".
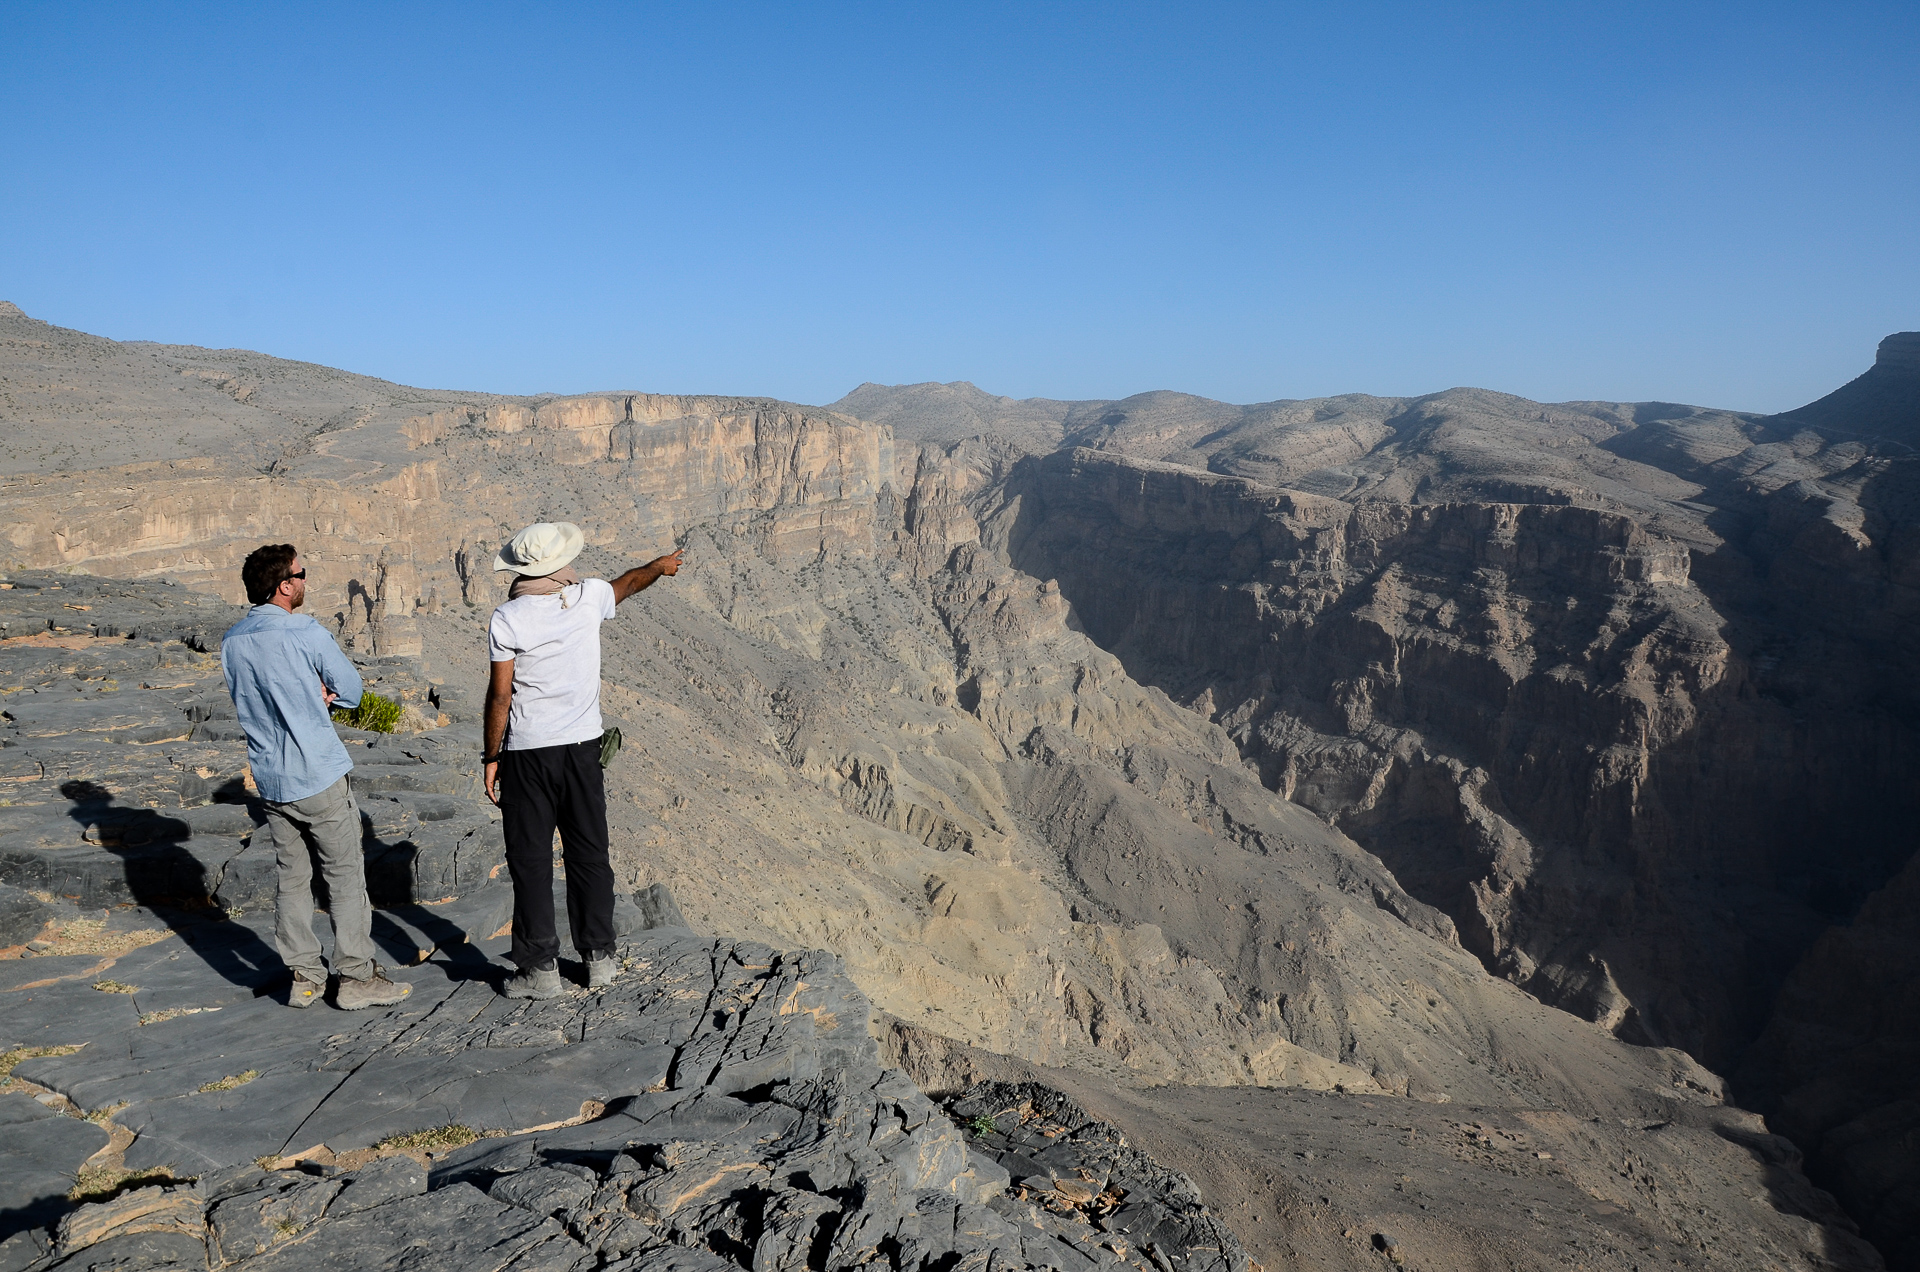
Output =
[{"x1": 1, "y1": 300, "x2": 1913, "y2": 1270}]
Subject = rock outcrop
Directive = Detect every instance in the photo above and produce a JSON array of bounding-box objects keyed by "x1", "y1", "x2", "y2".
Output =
[{"x1": 11, "y1": 916, "x2": 1180, "y2": 1272}]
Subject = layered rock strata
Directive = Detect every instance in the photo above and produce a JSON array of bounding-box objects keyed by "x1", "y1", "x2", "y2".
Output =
[{"x1": 987, "y1": 449, "x2": 1746, "y2": 1046}]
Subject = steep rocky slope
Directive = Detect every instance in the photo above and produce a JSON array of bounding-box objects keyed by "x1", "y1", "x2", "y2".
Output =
[
  {"x1": 0, "y1": 304, "x2": 1907, "y2": 1268},
  {"x1": 841, "y1": 341, "x2": 1920, "y2": 1264}
]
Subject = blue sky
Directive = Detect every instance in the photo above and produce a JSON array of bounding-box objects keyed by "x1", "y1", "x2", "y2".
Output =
[{"x1": 2, "y1": 3, "x2": 1915, "y2": 412}]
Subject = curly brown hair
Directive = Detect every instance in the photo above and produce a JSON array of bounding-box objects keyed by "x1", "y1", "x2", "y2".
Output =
[{"x1": 241, "y1": 544, "x2": 299, "y2": 606}]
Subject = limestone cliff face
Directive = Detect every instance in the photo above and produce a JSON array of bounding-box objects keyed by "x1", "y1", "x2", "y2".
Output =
[
  {"x1": 0, "y1": 390, "x2": 894, "y2": 657},
  {"x1": 851, "y1": 342, "x2": 1920, "y2": 1269},
  {"x1": 586, "y1": 435, "x2": 1585, "y2": 1102},
  {"x1": 985, "y1": 445, "x2": 1914, "y2": 1072}
]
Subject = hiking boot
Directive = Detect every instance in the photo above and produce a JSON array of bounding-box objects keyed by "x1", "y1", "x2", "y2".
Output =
[
  {"x1": 287, "y1": 971, "x2": 325, "y2": 1009},
  {"x1": 503, "y1": 962, "x2": 564, "y2": 1000},
  {"x1": 337, "y1": 968, "x2": 412, "y2": 1011},
  {"x1": 587, "y1": 953, "x2": 620, "y2": 990}
]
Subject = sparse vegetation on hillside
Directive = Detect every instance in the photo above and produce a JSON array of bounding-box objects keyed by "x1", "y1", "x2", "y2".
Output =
[{"x1": 332, "y1": 691, "x2": 402, "y2": 733}]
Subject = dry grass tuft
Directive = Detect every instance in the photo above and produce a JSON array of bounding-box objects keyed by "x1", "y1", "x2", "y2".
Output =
[
  {"x1": 0, "y1": 1043, "x2": 84, "y2": 1089},
  {"x1": 139, "y1": 1005, "x2": 220, "y2": 1026},
  {"x1": 68, "y1": 1163, "x2": 176, "y2": 1203},
  {"x1": 197, "y1": 1070, "x2": 258, "y2": 1093},
  {"x1": 39, "y1": 920, "x2": 171, "y2": 959},
  {"x1": 375, "y1": 1124, "x2": 478, "y2": 1154}
]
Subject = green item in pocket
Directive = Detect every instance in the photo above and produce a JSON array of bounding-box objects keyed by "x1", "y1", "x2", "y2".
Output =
[{"x1": 599, "y1": 727, "x2": 623, "y2": 768}]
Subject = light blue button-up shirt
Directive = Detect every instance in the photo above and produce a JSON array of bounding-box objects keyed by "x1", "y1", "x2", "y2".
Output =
[{"x1": 220, "y1": 604, "x2": 363, "y2": 803}]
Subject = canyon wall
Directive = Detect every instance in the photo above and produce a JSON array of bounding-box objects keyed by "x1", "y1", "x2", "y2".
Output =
[
  {"x1": 0, "y1": 389, "x2": 896, "y2": 660},
  {"x1": 987, "y1": 445, "x2": 1920, "y2": 1070},
  {"x1": 869, "y1": 339, "x2": 1920, "y2": 1264}
]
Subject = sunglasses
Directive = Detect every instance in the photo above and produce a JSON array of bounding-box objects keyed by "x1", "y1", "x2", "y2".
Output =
[{"x1": 283, "y1": 569, "x2": 307, "y2": 583}]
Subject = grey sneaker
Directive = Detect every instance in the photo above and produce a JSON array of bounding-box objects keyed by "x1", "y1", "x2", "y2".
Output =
[
  {"x1": 586, "y1": 953, "x2": 620, "y2": 990},
  {"x1": 503, "y1": 962, "x2": 564, "y2": 999},
  {"x1": 287, "y1": 971, "x2": 325, "y2": 1009},
  {"x1": 337, "y1": 969, "x2": 412, "y2": 1011}
]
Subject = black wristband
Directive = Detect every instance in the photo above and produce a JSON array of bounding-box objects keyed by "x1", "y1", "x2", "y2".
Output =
[{"x1": 482, "y1": 753, "x2": 499, "y2": 764}]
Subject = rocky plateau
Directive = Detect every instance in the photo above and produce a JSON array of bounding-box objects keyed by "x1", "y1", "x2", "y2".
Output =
[{"x1": 0, "y1": 300, "x2": 1913, "y2": 1270}]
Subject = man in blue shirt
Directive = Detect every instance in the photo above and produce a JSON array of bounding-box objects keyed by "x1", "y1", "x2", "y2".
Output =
[{"x1": 222, "y1": 544, "x2": 410, "y2": 1011}]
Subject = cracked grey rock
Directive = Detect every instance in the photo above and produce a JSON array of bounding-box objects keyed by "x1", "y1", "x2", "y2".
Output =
[
  {"x1": 33, "y1": 1230, "x2": 207, "y2": 1272},
  {"x1": 946, "y1": 1083, "x2": 1247, "y2": 1272},
  {"x1": 0, "y1": 884, "x2": 69, "y2": 948},
  {"x1": 207, "y1": 1177, "x2": 342, "y2": 1263},
  {"x1": 489, "y1": 1166, "x2": 594, "y2": 1219},
  {"x1": 0, "y1": 1095, "x2": 109, "y2": 1246}
]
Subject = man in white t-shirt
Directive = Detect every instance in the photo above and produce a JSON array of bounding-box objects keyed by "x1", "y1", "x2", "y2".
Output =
[{"x1": 482, "y1": 521, "x2": 683, "y2": 998}]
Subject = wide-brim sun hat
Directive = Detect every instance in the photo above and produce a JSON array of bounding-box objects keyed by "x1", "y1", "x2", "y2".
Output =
[{"x1": 493, "y1": 522, "x2": 585, "y2": 577}]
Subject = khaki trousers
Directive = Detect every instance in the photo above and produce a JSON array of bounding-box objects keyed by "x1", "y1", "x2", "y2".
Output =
[{"x1": 262, "y1": 775, "x2": 376, "y2": 981}]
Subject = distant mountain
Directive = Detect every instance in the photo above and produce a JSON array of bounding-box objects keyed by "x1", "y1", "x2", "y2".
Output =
[
  {"x1": 1773, "y1": 331, "x2": 1920, "y2": 448},
  {"x1": 829, "y1": 380, "x2": 1086, "y2": 453}
]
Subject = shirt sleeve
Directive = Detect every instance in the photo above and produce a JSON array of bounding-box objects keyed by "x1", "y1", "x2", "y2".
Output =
[
  {"x1": 306, "y1": 621, "x2": 363, "y2": 709},
  {"x1": 487, "y1": 608, "x2": 517, "y2": 662},
  {"x1": 591, "y1": 577, "x2": 617, "y2": 621}
]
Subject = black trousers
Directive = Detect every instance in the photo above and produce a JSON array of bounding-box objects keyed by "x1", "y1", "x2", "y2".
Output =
[{"x1": 498, "y1": 738, "x2": 616, "y2": 969}]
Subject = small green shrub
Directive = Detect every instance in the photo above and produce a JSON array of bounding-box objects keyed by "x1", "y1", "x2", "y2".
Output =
[
  {"x1": 332, "y1": 692, "x2": 403, "y2": 733},
  {"x1": 968, "y1": 1115, "x2": 997, "y2": 1136}
]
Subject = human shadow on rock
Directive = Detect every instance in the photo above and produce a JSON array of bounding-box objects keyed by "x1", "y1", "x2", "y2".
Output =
[
  {"x1": 367, "y1": 905, "x2": 495, "y2": 978},
  {"x1": 355, "y1": 804, "x2": 506, "y2": 977},
  {"x1": 58, "y1": 779, "x2": 283, "y2": 996}
]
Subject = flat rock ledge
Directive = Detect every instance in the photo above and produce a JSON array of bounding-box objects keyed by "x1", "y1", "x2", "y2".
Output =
[{"x1": 4, "y1": 928, "x2": 1246, "y2": 1272}]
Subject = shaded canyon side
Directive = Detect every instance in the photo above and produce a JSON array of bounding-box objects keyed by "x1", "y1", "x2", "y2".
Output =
[{"x1": 985, "y1": 429, "x2": 1920, "y2": 1263}]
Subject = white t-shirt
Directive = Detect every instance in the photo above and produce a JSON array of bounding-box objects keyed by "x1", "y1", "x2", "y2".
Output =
[{"x1": 487, "y1": 578, "x2": 618, "y2": 751}]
